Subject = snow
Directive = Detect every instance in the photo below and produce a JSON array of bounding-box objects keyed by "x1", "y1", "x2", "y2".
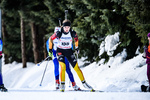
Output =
[
  {"x1": 99, "y1": 32, "x2": 120, "y2": 56},
  {"x1": 0, "y1": 32, "x2": 150, "y2": 100}
]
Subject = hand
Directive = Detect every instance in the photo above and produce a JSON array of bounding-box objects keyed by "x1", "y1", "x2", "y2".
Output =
[
  {"x1": 75, "y1": 47, "x2": 79, "y2": 54},
  {"x1": 48, "y1": 49, "x2": 53, "y2": 58},
  {"x1": 143, "y1": 46, "x2": 147, "y2": 50}
]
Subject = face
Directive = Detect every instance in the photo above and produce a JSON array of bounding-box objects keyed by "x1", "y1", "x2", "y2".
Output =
[
  {"x1": 63, "y1": 26, "x2": 70, "y2": 33},
  {"x1": 148, "y1": 37, "x2": 150, "y2": 43}
]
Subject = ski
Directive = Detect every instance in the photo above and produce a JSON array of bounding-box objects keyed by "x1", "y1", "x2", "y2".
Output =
[
  {"x1": 67, "y1": 89, "x2": 104, "y2": 92},
  {"x1": 8, "y1": 89, "x2": 104, "y2": 92},
  {"x1": 9, "y1": 89, "x2": 58, "y2": 92}
]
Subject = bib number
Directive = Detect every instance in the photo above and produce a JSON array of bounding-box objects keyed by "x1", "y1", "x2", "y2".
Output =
[{"x1": 62, "y1": 42, "x2": 69, "y2": 46}]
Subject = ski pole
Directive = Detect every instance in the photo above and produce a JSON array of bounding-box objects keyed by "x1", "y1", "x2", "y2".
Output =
[
  {"x1": 69, "y1": 80, "x2": 71, "y2": 88},
  {"x1": 75, "y1": 51, "x2": 79, "y2": 63},
  {"x1": 39, "y1": 58, "x2": 50, "y2": 86},
  {"x1": 37, "y1": 56, "x2": 50, "y2": 66}
]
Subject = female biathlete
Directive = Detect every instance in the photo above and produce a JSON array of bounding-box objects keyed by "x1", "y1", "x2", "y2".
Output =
[
  {"x1": 47, "y1": 27, "x2": 80, "y2": 90},
  {"x1": 49, "y1": 20, "x2": 94, "y2": 92}
]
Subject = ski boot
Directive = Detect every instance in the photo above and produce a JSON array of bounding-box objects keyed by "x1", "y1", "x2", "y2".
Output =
[
  {"x1": 72, "y1": 82, "x2": 81, "y2": 91},
  {"x1": 0, "y1": 84, "x2": 8, "y2": 92},
  {"x1": 60, "y1": 82, "x2": 65, "y2": 92},
  {"x1": 55, "y1": 79, "x2": 60, "y2": 90},
  {"x1": 141, "y1": 85, "x2": 150, "y2": 92},
  {"x1": 82, "y1": 80, "x2": 95, "y2": 92}
]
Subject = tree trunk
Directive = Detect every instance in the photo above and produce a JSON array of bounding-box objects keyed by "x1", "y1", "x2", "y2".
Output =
[
  {"x1": 31, "y1": 22, "x2": 39, "y2": 63},
  {"x1": 1, "y1": 10, "x2": 9, "y2": 64},
  {"x1": 20, "y1": 16, "x2": 26, "y2": 68},
  {"x1": 43, "y1": 36, "x2": 47, "y2": 58}
]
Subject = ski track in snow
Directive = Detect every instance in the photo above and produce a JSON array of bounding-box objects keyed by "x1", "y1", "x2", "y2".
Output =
[{"x1": 0, "y1": 89, "x2": 150, "y2": 100}]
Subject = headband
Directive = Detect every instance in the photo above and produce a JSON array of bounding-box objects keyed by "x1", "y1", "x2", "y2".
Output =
[{"x1": 63, "y1": 22, "x2": 71, "y2": 27}]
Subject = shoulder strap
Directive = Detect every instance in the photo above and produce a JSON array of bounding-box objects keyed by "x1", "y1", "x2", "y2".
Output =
[
  {"x1": 58, "y1": 28, "x2": 75, "y2": 38},
  {"x1": 56, "y1": 27, "x2": 63, "y2": 38},
  {"x1": 70, "y1": 29, "x2": 76, "y2": 38}
]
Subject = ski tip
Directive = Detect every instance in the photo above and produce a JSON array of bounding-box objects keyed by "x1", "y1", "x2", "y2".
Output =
[
  {"x1": 90, "y1": 89, "x2": 104, "y2": 92},
  {"x1": 39, "y1": 84, "x2": 42, "y2": 86},
  {"x1": 60, "y1": 89, "x2": 65, "y2": 92},
  {"x1": 37, "y1": 64, "x2": 40, "y2": 66},
  {"x1": 91, "y1": 89, "x2": 95, "y2": 92}
]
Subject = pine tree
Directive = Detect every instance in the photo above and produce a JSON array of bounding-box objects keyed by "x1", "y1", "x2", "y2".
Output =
[
  {"x1": 68, "y1": 0, "x2": 142, "y2": 62},
  {"x1": 1, "y1": 0, "x2": 49, "y2": 65},
  {"x1": 67, "y1": 0, "x2": 100, "y2": 62},
  {"x1": 0, "y1": 0, "x2": 23, "y2": 63}
]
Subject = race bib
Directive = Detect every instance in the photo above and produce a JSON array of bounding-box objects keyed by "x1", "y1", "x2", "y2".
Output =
[{"x1": 57, "y1": 32, "x2": 72, "y2": 49}]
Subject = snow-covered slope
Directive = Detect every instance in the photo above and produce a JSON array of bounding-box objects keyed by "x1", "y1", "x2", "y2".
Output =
[
  {"x1": 0, "y1": 54, "x2": 150, "y2": 100},
  {"x1": 1, "y1": 53, "x2": 147, "y2": 92}
]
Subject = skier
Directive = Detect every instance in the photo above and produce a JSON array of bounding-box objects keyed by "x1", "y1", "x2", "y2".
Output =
[
  {"x1": 141, "y1": 32, "x2": 150, "y2": 92},
  {"x1": 0, "y1": 39, "x2": 7, "y2": 92},
  {"x1": 49, "y1": 19, "x2": 94, "y2": 92},
  {"x1": 47, "y1": 27, "x2": 80, "y2": 90}
]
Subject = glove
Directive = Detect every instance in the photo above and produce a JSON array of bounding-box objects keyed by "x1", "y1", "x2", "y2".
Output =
[
  {"x1": 75, "y1": 47, "x2": 79, "y2": 54},
  {"x1": 143, "y1": 46, "x2": 147, "y2": 51},
  {"x1": 48, "y1": 49, "x2": 53, "y2": 58}
]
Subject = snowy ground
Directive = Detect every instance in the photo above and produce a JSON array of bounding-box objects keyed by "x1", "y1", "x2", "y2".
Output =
[
  {"x1": 1, "y1": 91, "x2": 150, "y2": 100},
  {"x1": 0, "y1": 54, "x2": 150, "y2": 100}
]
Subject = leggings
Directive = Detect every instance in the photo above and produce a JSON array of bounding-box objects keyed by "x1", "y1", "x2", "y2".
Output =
[{"x1": 52, "y1": 49, "x2": 75, "y2": 82}]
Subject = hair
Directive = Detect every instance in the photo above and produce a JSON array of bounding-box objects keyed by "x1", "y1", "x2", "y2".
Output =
[{"x1": 62, "y1": 19, "x2": 71, "y2": 24}]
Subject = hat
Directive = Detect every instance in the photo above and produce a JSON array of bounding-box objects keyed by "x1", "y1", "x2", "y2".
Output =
[
  {"x1": 63, "y1": 22, "x2": 71, "y2": 27},
  {"x1": 147, "y1": 33, "x2": 150, "y2": 37}
]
